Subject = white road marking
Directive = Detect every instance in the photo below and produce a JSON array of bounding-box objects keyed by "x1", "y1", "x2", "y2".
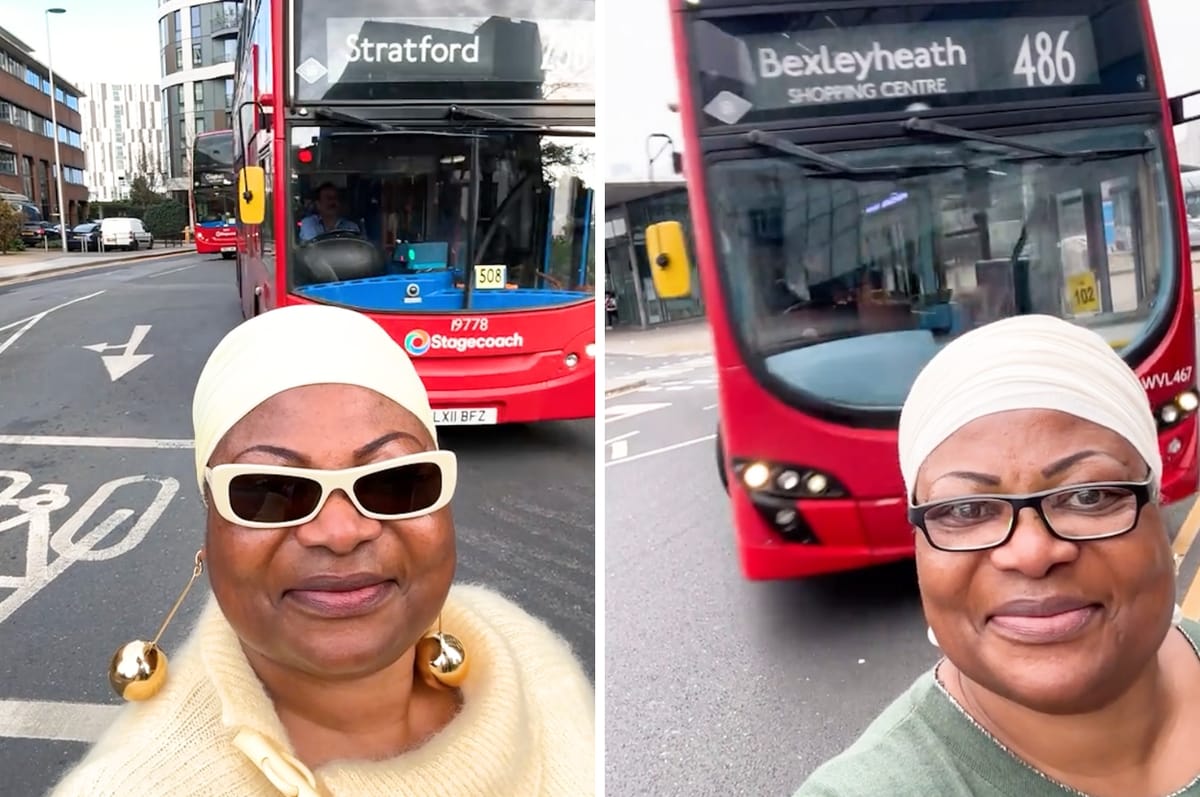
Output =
[
  {"x1": 83, "y1": 324, "x2": 154, "y2": 381},
  {"x1": 0, "y1": 290, "x2": 104, "y2": 356},
  {"x1": 0, "y1": 471, "x2": 180, "y2": 624},
  {"x1": 0, "y1": 434, "x2": 192, "y2": 449},
  {"x1": 605, "y1": 431, "x2": 639, "y2": 461},
  {"x1": 148, "y1": 263, "x2": 198, "y2": 278},
  {"x1": 703, "y1": 403, "x2": 718, "y2": 410},
  {"x1": 605, "y1": 434, "x2": 717, "y2": 467},
  {"x1": 604, "y1": 402, "x2": 672, "y2": 423},
  {"x1": 0, "y1": 699, "x2": 121, "y2": 743}
]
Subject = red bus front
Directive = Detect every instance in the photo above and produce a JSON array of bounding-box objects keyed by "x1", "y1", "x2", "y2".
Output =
[
  {"x1": 232, "y1": 0, "x2": 595, "y2": 424},
  {"x1": 191, "y1": 130, "x2": 238, "y2": 259},
  {"x1": 668, "y1": 0, "x2": 1199, "y2": 579}
]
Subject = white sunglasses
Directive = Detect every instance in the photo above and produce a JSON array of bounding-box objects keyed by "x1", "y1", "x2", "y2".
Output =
[{"x1": 204, "y1": 450, "x2": 457, "y2": 529}]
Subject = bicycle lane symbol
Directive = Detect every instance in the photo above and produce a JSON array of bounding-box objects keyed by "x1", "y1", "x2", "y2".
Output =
[{"x1": 0, "y1": 469, "x2": 180, "y2": 625}]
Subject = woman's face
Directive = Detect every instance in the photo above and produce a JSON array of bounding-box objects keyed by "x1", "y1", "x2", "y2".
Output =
[
  {"x1": 914, "y1": 408, "x2": 1174, "y2": 713},
  {"x1": 204, "y1": 383, "x2": 455, "y2": 678}
]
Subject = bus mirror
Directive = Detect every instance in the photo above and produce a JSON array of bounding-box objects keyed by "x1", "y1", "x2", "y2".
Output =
[
  {"x1": 645, "y1": 220, "x2": 692, "y2": 299},
  {"x1": 238, "y1": 167, "x2": 266, "y2": 225},
  {"x1": 671, "y1": 152, "x2": 684, "y2": 175},
  {"x1": 1171, "y1": 89, "x2": 1200, "y2": 126}
]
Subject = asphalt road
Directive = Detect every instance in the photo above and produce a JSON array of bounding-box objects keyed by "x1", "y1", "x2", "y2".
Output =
[
  {"x1": 603, "y1": 351, "x2": 1200, "y2": 797},
  {"x1": 0, "y1": 254, "x2": 595, "y2": 797}
]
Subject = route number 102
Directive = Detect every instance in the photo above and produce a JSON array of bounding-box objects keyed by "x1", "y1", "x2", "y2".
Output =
[{"x1": 1013, "y1": 31, "x2": 1077, "y2": 87}]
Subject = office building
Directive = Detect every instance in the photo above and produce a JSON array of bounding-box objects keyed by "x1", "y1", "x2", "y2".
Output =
[
  {"x1": 0, "y1": 25, "x2": 88, "y2": 225},
  {"x1": 80, "y1": 82, "x2": 166, "y2": 203},
  {"x1": 157, "y1": 0, "x2": 242, "y2": 192}
]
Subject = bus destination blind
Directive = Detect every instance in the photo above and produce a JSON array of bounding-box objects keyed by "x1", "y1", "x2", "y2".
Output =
[{"x1": 697, "y1": 16, "x2": 1103, "y2": 124}]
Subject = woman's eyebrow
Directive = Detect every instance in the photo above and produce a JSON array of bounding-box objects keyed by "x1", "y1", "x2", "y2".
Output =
[{"x1": 354, "y1": 431, "x2": 423, "y2": 459}]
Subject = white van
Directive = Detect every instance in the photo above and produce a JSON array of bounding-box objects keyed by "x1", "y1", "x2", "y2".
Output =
[{"x1": 100, "y1": 217, "x2": 154, "y2": 251}]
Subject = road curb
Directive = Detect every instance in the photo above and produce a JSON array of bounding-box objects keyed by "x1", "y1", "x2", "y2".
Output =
[
  {"x1": 0, "y1": 248, "x2": 198, "y2": 287},
  {"x1": 605, "y1": 379, "x2": 647, "y2": 398}
]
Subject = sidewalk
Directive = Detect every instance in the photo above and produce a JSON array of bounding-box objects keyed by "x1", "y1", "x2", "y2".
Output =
[
  {"x1": 0, "y1": 243, "x2": 197, "y2": 285},
  {"x1": 604, "y1": 317, "x2": 713, "y2": 396}
]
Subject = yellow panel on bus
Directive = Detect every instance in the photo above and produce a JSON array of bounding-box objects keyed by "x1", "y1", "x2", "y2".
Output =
[{"x1": 645, "y1": 220, "x2": 692, "y2": 300}]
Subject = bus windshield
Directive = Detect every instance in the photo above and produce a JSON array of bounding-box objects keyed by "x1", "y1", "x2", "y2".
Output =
[
  {"x1": 194, "y1": 188, "x2": 235, "y2": 225},
  {"x1": 710, "y1": 123, "x2": 1176, "y2": 411},
  {"x1": 192, "y1": 132, "x2": 235, "y2": 226},
  {"x1": 286, "y1": 126, "x2": 595, "y2": 312}
]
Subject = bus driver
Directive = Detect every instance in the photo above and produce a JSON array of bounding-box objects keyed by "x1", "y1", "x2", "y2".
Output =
[{"x1": 299, "y1": 182, "x2": 362, "y2": 242}]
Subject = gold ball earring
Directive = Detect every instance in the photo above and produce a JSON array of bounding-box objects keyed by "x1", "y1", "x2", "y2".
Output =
[
  {"x1": 108, "y1": 550, "x2": 206, "y2": 701},
  {"x1": 414, "y1": 616, "x2": 468, "y2": 690}
]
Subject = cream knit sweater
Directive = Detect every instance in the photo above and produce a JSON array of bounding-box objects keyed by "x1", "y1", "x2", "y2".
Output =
[{"x1": 47, "y1": 584, "x2": 594, "y2": 796}]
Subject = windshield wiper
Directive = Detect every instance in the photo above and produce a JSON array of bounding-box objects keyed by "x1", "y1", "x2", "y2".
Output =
[
  {"x1": 744, "y1": 129, "x2": 862, "y2": 174},
  {"x1": 446, "y1": 105, "x2": 546, "y2": 130},
  {"x1": 314, "y1": 107, "x2": 404, "y2": 131},
  {"x1": 312, "y1": 107, "x2": 474, "y2": 138},
  {"x1": 901, "y1": 117, "x2": 1152, "y2": 160},
  {"x1": 444, "y1": 105, "x2": 592, "y2": 137},
  {"x1": 743, "y1": 129, "x2": 972, "y2": 180},
  {"x1": 902, "y1": 118, "x2": 1070, "y2": 157}
]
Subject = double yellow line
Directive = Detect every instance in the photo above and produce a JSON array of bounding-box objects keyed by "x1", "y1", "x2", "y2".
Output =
[{"x1": 1175, "y1": 497, "x2": 1200, "y2": 620}]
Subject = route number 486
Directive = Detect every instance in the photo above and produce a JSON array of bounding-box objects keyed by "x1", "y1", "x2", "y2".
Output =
[{"x1": 1013, "y1": 31, "x2": 1077, "y2": 87}]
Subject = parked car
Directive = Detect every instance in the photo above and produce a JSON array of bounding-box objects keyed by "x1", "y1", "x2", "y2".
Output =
[
  {"x1": 99, "y1": 217, "x2": 153, "y2": 251},
  {"x1": 20, "y1": 221, "x2": 61, "y2": 247},
  {"x1": 67, "y1": 222, "x2": 102, "y2": 251}
]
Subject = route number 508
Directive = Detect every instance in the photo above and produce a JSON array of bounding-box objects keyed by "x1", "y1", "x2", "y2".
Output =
[{"x1": 1013, "y1": 31, "x2": 1077, "y2": 87}]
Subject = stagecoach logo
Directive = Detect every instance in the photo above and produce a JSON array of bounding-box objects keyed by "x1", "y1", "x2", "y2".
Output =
[
  {"x1": 404, "y1": 329, "x2": 432, "y2": 356},
  {"x1": 403, "y1": 328, "x2": 525, "y2": 357}
]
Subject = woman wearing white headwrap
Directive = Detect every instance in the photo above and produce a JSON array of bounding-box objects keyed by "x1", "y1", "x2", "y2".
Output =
[
  {"x1": 795, "y1": 315, "x2": 1200, "y2": 797},
  {"x1": 48, "y1": 305, "x2": 594, "y2": 797}
]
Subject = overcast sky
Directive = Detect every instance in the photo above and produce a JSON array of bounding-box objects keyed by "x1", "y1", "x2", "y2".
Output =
[{"x1": 603, "y1": 0, "x2": 1200, "y2": 181}]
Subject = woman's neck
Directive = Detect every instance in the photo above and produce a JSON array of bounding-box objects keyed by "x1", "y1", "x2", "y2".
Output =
[
  {"x1": 244, "y1": 644, "x2": 461, "y2": 769},
  {"x1": 941, "y1": 629, "x2": 1200, "y2": 797}
]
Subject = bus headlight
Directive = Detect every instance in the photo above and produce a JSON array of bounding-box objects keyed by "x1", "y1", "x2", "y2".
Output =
[
  {"x1": 1157, "y1": 389, "x2": 1199, "y2": 431},
  {"x1": 565, "y1": 353, "x2": 579, "y2": 368},
  {"x1": 584, "y1": 343, "x2": 596, "y2": 358},
  {"x1": 742, "y1": 462, "x2": 771, "y2": 490},
  {"x1": 733, "y1": 459, "x2": 846, "y2": 499}
]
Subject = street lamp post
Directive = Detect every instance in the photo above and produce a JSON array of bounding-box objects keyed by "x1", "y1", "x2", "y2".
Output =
[{"x1": 45, "y1": 7, "x2": 68, "y2": 253}]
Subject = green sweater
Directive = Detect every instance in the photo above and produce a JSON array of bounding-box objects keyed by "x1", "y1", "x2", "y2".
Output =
[{"x1": 795, "y1": 620, "x2": 1200, "y2": 797}]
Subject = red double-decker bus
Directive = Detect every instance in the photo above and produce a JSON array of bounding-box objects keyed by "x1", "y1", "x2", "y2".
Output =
[
  {"x1": 653, "y1": 0, "x2": 1200, "y2": 579},
  {"x1": 191, "y1": 130, "x2": 238, "y2": 259},
  {"x1": 230, "y1": 0, "x2": 595, "y2": 425}
]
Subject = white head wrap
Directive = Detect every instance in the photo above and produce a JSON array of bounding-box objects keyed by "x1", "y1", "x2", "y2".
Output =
[
  {"x1": 897, "y1": 314, "x2": 1160, "y2": 502},
  {"x1": 192, "y1": 304, "x2": 437, "y2": 494}
]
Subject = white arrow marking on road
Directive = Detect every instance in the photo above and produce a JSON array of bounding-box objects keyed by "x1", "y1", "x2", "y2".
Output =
[
  {"x1": 603, "y1": 402, "x2": 671, "y2": 423},
  {"x1": 83, "y1": 325, "x2": 154, "y2": 381}
]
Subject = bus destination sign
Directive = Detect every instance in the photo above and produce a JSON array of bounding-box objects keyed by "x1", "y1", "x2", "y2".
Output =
[
  {"x1": 293, "y1": 0, "x2": 593, "y2": 102},
  {"x1": 695, "y1": 16, "x2": 1107, "y2": 125}
]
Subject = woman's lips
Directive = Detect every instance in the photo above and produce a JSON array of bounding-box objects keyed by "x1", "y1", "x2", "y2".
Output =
[
  {"x1": 987, "y1": 600, "x2": 1102, "y2": 644},
  {"x1": 285, "y1": 581, "x2": 397, "y2": 618}
]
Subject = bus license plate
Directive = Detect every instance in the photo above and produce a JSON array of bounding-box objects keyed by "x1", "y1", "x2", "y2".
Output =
[
  {"x1": 221, "y1": 246, "x2": 236, "y2": 253},
  {"x1": 433, "y1": 408, "x2": 498, "y2": 425},
  {"x1": 474, "y1": 265, "x2": 507, "y2": 290}
]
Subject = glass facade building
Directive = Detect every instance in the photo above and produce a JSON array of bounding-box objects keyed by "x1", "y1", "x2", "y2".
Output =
[{"x1": 157, "y1": 0, "x2": 241, "y2": 191}]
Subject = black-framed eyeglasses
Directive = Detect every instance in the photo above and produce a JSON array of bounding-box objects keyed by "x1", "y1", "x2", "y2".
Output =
[{"x1": 908, "y1": 479, "x2": 1155, "y2": 553}]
